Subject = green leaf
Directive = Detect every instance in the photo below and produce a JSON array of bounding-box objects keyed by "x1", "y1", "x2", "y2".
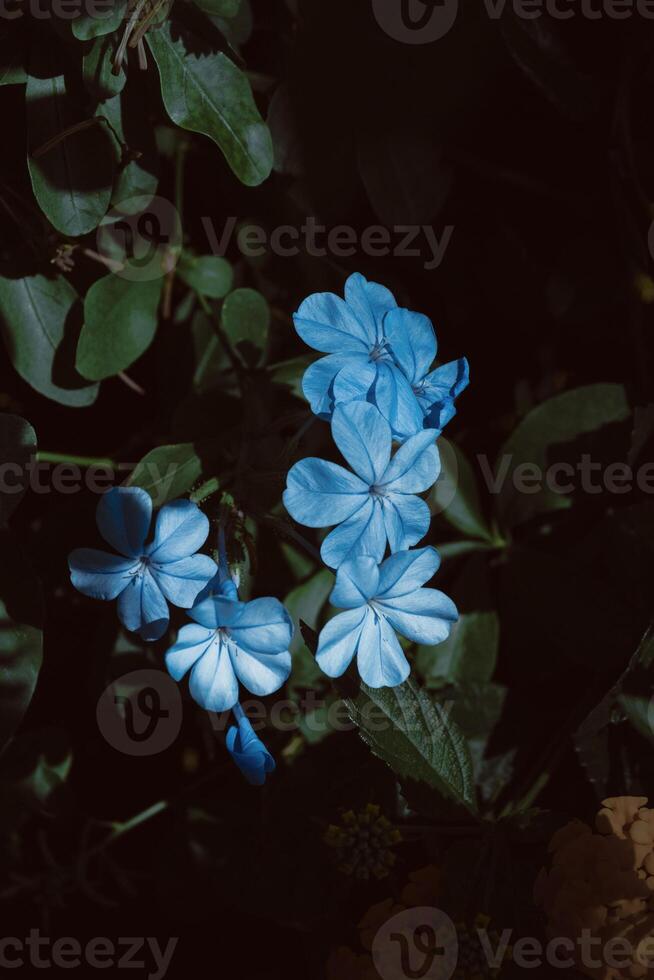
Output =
[
  {"x1": 285, "y1": 569, "x2": 334, "y2": 698},
  {"x1": 193, "y1": 0, "x2": 240, "y2": 15},
  {"x1": 0, "y1": 25, "x2": 26, "y2": 85},
  {"x1": 345, "y1": 678, "x2": 477, "y2": 814},
  {"x1": 127, "y1": 443, "x2": 204, "y2": 507},
  {"x1": 619, "y1": 625, "x2": 654, "y2": 745},
  {"x1": 0, "y1": 529, "x2": 43, "y2": 757},
  {"x1": 100, "y1": 90, "x2": 159, "y2": 209},
  {"x1": 26, "y1": 45, "x2": 115, "y2": 237},
  {"x1": 0, "y1": 728, "x2": 71, "y2": 832},
  {"x1": 83, "y1": 34, "x2": 126, "y2": 102},
  {"x1": 77, "y1": 275, "x2": 162, "y2": 380},
  {"x1": 0, "y1": 415, "x2": 37, "y2": 526},
  {"x1": 177, "y1": 252, "x2": 233, "y2": 298},
  {"x1": 146, "y1": 20, "x2": 273, "y2": 186},
  {"x1": 72, "y1": 0, "x2": 127, "y2": 40},
  {"x1": 191, "y1": 311, "x2": 231, "y2": 393},
  {"x1": 0, "y1": 275, "x2": 99, "y2": 407},
  {"x1": 268, "y1": 355, "x2": 315, "y2": 400},
  {"x1": 496, "y1": 384, "x2": 631, "y2": 530},
  {"x1": 429, "y1": 438, "x2": 494, "y2": 542},
  {"x1": 221, "y1": 287, "x2": 270, "y2": 365},
  {"x1": 418, "y1": 612, "x2": 499, "y2": 689}
]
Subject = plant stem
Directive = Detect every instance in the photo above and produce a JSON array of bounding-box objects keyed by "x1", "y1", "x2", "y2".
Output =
[{"x1": 37, "y1": 451, "x2": 117, "y2": 468}]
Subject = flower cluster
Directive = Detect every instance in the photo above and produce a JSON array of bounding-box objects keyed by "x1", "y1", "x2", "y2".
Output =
[
  {"x1": 69, "y1": 492, "x2": 290, "y2": 785},
  {"x1": 324, "y1": 803, "x2": 402, "y2": 881},
  {"x1": 286, "y1": 273, "x2": 466, "y2": 688},
  {"x1": 295, "y1": 272, "x2": 468, "y2": 440},
  {"x1": 535, "y1": 796, "x2": 654, "y2": 980}
]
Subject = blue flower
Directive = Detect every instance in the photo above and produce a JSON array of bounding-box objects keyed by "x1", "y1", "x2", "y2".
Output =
[
  {"x1": 283, "y1": 401, "x2": 439, "y2": 569},
  {"x1": 69, "y1": 487, "x2": 217, "y2": 642},
  {"x1": 385, "y1": 307, "x2": 469, "y2": 431},
  {"x1": 226, "y1": 705, "x2": 275, "y2": 786},
  {"x1": 165, "y1": 592, "x2": 293, "y2": 713},
  {"x1": 295, "y1": 272, "x2": 467, "y2": 440},
  {"x1": 295, "y1": 272, "x2": 423, "y2": 441},
  {"x1": 316, "y1": 548, "x2": 458, "y2": 689}
]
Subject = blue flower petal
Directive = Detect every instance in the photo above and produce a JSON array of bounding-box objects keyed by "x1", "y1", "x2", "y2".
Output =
[
  {"x1": 189, "y1": 595, "x2": 242, "y2": 630},
  {"x1": 344, "y1": 273, "x2": 397, "y2": 343},
  {"x1": 331, "y1": 556, "x2": 380, "y2": 609},
  {"x1": 356, "y1": 611, "x2": 410, "y2": 689},
  {"x1": 294, "y1": 292, "x2": 373, "y2": 353},
  {"x1": 165, "y1": 623, "x2": 215, "y2": 680},
  {"x1": 373, "y1": 362, "x2": 424, "y2": 441},
  {"x1": 380, "y1": 429, "x2": 440, "y2": 494},
  {"x1": 425, "y1": 398, "x2": 457, "y2": 433},
  {"x1": 417, "y1": 358, "x2": 470, "y2": 423},
  {"x1": 302, "y1": 352, "x2": 353, "y2": 416},
  {"x1": 320, "y1": 497, "x2": 386, "y2": 569},
  {"x1": 189, "y1": 636, "x2": 239, "y2": 712},
  {"x1": 146, "y1": 500, "x2": 210, "y2": 563},
  {"x1": 151, "y1": 554, "x2": 218, "y2": 609},
  {"x1": 69, "y1": 548, "x2": 139, "y2": 600},
  {"x1": 229, "y1": 645, "x2": 292, "y2": 698},
  {"x1": 331, "y1": 358, "x2": 378, "y2": 409},
  {"x1": 284, "y1": 459, "x2": 368, "y2": 528},
  {"x1": 316, "y1": 607, "x2": 367, "y2": 678},
  {"x1": 331, "y1": 402, "x2": 391, "y2": 485},
  {"x1": 226, "y1": 715, "x2": 275, "y2": 786},
  {"x1": 376, "y1": 547, "x2": 440, "y2": 599},
  {"x1": 384, "y1": 307, "x2": 437, "y2": 385},
  {"x1": 117, "y1": 568, "x2": 169, "y2": 641},
  {"x1": 230, "y1": 597, "x2": 294, "y2": 654},
  {"x1": 382, "y1": 494, "x2": 431, "y2": 552},
  {"x1": 96, "y1": 487, "x2": 152, "y2": 558},
  {"x1": 378, "y1": 589, "x2": 458, "y2": 645}
]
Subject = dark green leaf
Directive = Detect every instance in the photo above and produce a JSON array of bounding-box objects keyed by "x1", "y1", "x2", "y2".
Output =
[
  {"x1": 72, "y1": 0, "x2": 127, "y2": 40},
  {"x1": 268, "y1": 355, "x2": 314, "y2": 400},
  {"x1": 429, "y1": 438, "x2": 494, "y2": 542},
  {"x1": 0, "y1": 275, "x2": 99, "y2": 407},
  {"x1": 101, "y1": 90, "x2": 159, "y2": 209},
  {"x1": 496, "y1": 384, "x2": 631, "y2": 530},
  {"x1": 193, "y1": 0, "x2": 240, "y2": 15},
  {"x1": 285, "y1": 569, "x2": 333, "y2": 698},
  {"x1": 147, "y1": 20, "x2": 273, "y2": 186},
  {"x1": 83, "y1": 34, "x2": 126, "y2": 102},
  {"x1": 127, "y1": 443, "x2": 203, "y2": 506},
  {"x1": 0, "y1": 529, "x2": 43, "y2": 756},
  {"x1": 0, "y1": 415, "x2": 37, "y2": 526},
  {"x1": 221, "y1": 287, "x2": 270, "y2": 365},
  {"x1": 27, "y1": 45, "x2": 115, "y2": 237},
  {"x1": 418, "y1": 611, "x2": 499, "y2": 689},
  {"x1": 77, "y1": 274, "x2": 162, "y2": 380},
  {"x1": 345, "y1": 679, "x2": 477, "y2": 814},
  {"x1": 177, "y1": 252, "x2": 233, "y2": 298}
]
